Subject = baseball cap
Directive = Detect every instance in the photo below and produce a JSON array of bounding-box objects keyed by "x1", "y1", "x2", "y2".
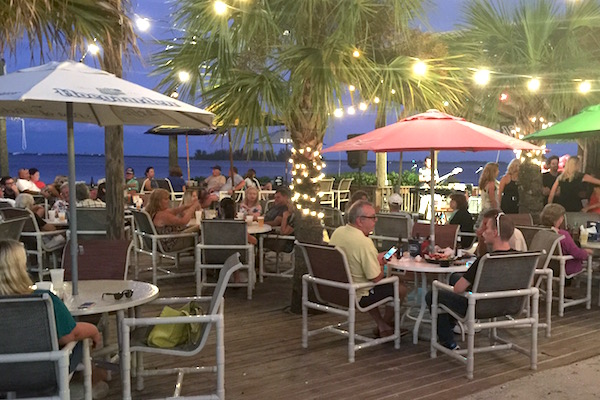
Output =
[
  {"x1": 388, "y1": 193, "x2": 403, "y2": 206},
  {"x1": 211, "y1": 165, "x2": 222, "y2": 171},
  {"x1": 125, "y1": 167, "x2": 134, "y2": 175}
]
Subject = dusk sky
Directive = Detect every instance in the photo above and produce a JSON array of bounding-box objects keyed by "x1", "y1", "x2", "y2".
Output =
[{"x1": 3, "y1": 0, "x2": 576, "y2": 162}]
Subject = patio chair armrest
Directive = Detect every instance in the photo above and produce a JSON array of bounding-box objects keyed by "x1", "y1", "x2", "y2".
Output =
[
  {"x1": 149, "y1": 296, "x2": 213, "y2": 306},
  {"x1": 550, "y1": 254, "x2": 574, "y2": 262},
  {"x1": 21, "y1": 229, "x2": 68, "y2": 237},
  {"x1": 123, "y1": 313, "x2": 222, "y2": 329},
  {"x1": 352, "y1": 276, "x2": 399, "y2": 290},
  {"x1": 302, "y1": 274, "x2": 352, "y2": 291},
  {"x1": 197, "y1": 244, "x2": 253, "y2": 250},
  {"x1": 432, "y1": 280, "x2": 456, "y2": 294},
  {"x1": 263, "y1": 234, "x2": 295, "y2": 240},
  {"x1": 467, "y1": 287, "x2": 539, "y2": 300},
  {"x1": 135, "y1": 231, "x2": 198, "y2": 240}
]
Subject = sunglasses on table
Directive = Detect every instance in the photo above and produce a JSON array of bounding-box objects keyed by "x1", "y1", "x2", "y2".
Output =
[{"x1": 102, "y1": 289, "x2": 134, "y2": 300}]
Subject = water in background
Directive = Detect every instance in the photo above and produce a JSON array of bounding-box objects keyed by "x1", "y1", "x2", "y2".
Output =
[{"x1": 7, "y1": 153, "x2": 507, "y2": 186}]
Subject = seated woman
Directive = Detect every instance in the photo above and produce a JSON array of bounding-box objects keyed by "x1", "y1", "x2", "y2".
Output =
[
  {"x1": 167, "y1": 165, "x2": 186, "y2": 193},
  {"x1": 0, "y1": 239, "x2": 107, "y2": 396},
  {"x1": 219, "y1": 197, "x2": 257, "y2": 245},
  {"x1": 244, "y1": 168, "x2": 272, "y2": 191},
  {"x1": 447, "y1": 192, "x2": 474, "y2": 248},
  {"x1": 145, "y1": 189, "x2": 200, "y2": 252},
  {"x1": 182, "y1": 188, "x2": 215, "y2": 209},
  {"x1": 540, "y1": 203, "x2": 592, "y2": 276},
  {"x1": 239, "y1": 186, "x2": 262, "y2": 219},
  {"x1": 16, "y1": 193, "x2": 56, "y2": 233}
]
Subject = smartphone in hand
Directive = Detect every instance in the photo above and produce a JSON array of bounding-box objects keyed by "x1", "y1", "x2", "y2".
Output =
[{"x1": 383, "y1": 246, "x2": 398, "y2": 261}]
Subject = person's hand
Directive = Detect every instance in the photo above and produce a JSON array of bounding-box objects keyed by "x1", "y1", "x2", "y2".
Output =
[
  {"x1": 586, "y1": 248, "x2": 594, "y2": 255},
  {"x1": 377, "y1": 252, "x2": 386, "y2": 266}
]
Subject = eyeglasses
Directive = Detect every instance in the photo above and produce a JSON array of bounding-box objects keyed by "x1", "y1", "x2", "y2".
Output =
[
  {"x1": 102, "y1": 290, "x2": 134, "y2": 300},
  {"x1": 360, "y1": 215, "x2": 378, "y2": 220}
]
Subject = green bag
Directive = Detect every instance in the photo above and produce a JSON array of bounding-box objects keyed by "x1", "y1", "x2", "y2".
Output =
[{"x1": 147, "y1": 301, "x2": 204, "y2": 348}]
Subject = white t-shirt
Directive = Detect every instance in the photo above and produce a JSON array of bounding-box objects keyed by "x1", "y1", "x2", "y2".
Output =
[{"x1": 16, "y1": 178, "x2": 41, "y2": 193}]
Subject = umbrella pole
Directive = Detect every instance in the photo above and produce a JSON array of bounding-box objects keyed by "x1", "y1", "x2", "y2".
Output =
[
  {"x1": 186, "y1": 134, "x2": 191, "y2": 182},
  {"x1": 228, "y1": 132, "x2": 234, "y2": 180},
  {"x1": 430, "y1": 149, "x2": 436, "y2": 249},
  {"x1": 66, "y1": 102, "x2": 79, "y2": 295}
]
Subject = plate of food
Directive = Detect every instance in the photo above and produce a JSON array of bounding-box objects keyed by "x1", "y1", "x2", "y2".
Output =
[{"x1": 423, "y1": 253, "x2": 455, "y2": 266}]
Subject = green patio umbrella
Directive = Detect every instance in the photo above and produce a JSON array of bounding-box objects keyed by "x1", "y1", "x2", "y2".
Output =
[{"x1": 526, "y1": 104, "x2": 600, "y2": 141}]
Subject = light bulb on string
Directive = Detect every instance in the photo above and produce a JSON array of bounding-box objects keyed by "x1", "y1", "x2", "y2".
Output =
[
  {"x1": 473, "y1": 69, "x2": 490, "y2": 86},
  {"x1": 579, "y1": 80, "x2": 592, "y2": 94},
  {"x1": 413, "y1": 60, "x2": 427, "y2": 76},
  {"x1": 527, "y1": 78, "x2": 540, "y2": 92}
]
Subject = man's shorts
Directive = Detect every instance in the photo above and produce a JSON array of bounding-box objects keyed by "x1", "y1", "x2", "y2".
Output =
[{"x1": 358, "y1": 283, "x2": 395, "y2": 307}]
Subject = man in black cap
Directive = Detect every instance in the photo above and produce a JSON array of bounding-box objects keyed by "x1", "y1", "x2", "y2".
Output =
[{"x1": 204, "y1": 165, "x2": 226, "y2": 193}]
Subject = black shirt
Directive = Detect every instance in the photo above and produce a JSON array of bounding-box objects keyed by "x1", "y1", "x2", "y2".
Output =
[
  {"x1": 542, "y1": 172, "x2": 559, "y2": 204},
  {"x1": 449, "y1": 209, "x2": 474, "y2": 247},
  {"x1": 462, "y1": 249, "x2": 517, "y2": 291}
]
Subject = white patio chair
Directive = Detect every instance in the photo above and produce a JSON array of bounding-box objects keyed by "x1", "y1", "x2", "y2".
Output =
[
  {"x1": 334, "y1": 177, "x2": 353, "y2": 209},
  {"x1": 412, "y1": 222, "x2": 459, "y2": 250},
  {"x1": 196, "y1": 220, "x2": 254, "y2": 299},
  {"x1": 0, "y1": 293, "x2": 92, "y2": 399},
  {"x1": 430, "y1": 251, "x2": 542, "y2": 379},
  {"x1": 160, "y1": 178, "x2": 185, "y2": 200},
  {"x1": 259, "y1": 233, "x2": 295, "y2": 282},
  {"x1": 0, "y1": 216, "x2": 27, "y2": 240},
  {"x1": 131, "y1": 209, "x2": 198, "y2": 285},
  {"x1": 121, "y1": 252, "x2": 243, "y2": 400},
  {"x1": 371, "y1": 212, "x2": 413, "y2": 252},
  {"x1": 297, "y1": 241, "x2": 400, "y2": 363},
  {"x1": 317, "y1": 178, "x2": 335, "y2": 207},
  {"x1": 0, "y1": 207, "x2": 67, "y2": 281}
]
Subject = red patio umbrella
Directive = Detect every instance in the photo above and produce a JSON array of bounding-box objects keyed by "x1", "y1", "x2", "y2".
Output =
[{"x1": 323, "y1": 109, "x2": 543, "y2": 247}]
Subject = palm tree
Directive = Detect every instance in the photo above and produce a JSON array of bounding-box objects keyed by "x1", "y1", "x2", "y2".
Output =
[
  {"x1": 1, "y1": 0, "x2": 137, "y2": 239},
  {"x1": 451, "y1": 0, "x2": 600, "y2": 214},
  {"x1": 152, "y1": 0, "x2": 466, "y2": 311}
]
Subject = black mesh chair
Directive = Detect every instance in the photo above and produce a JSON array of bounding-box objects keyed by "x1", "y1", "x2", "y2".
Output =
[
  {"x1": 196, "y1": 220, "x2": 254, "y2": 299},
  {"x1": 0, "y1": 293, "x2": 92, "y2": 399},
  {"x1": 431, "y1": 251, "x2": 542, "y2": 379},
  {"x1": 296, "y1": 241, "x2": 400, "y2": 363}
]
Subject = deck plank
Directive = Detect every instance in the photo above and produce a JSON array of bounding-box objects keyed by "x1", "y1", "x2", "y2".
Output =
[{"x1": 97, "y1": 258, "x2": 600, "y2": 399}]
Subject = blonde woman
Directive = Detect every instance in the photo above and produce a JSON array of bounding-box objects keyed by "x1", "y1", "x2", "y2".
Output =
[
  {"x1": 0, "y1": 240, "x2": 107, "y2": 393},
  {"x1": 479, "y1": 162, "x2": 499, "y2": 211},
  {"x1": 549, "y1": 156, "x2": 600, "y2": 212},
  {"x1": 145, "y1": 189, "x2": 199, "y2": 251},
  {"x1": 239, "y1": 186, "x2": 262, "y2": 219},
  {"x1": 498, "y1": 158, "x2": 520, "y2": 214}
]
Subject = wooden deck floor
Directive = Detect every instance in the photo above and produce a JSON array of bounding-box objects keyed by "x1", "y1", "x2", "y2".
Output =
[{"x1": 101, "y1": 259, "x2": 600, "y2": 399}]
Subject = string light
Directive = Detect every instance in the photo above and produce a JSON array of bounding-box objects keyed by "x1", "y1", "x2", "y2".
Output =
[
  {"x1": 413, "y1": 60, "x2": 427, "y2": 76},
  {"x1": 178, "y1": 71, "x2": 190, "y2": 82},
  {"x1": 359, "y1": 102, "x2": 368, "y2": 111},
  {"x1": 333, "y1": 108, "x2": 343, "y2": 118},
  {"x1": 352, "y1": 50, "x2": 360, "y2": 58},
  {"x1": 135, "y1": 17, "x2": 151, "y2": 32},
  {"x1": 214, "y1": 1, "x2": 228, "y2": 14},
  {"x1": 348, "y1": 85, "x2": 356, "y2": 92},
  {"x1": 473, "y1": 69, "x2": 490, "y2": 86},
  {"x1": 347, "y1": 106, "x2": 356, "y2": 115},
  {"x1": 579, "y1": 80, "x2": 592, "y2": 94},
  {"x1": 527, "y1": 78, "x2": 540, "y2": 92}
]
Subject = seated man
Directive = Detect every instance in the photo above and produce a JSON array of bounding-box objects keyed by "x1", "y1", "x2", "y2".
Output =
[
  {"x1": 75, "y1": 182, "x2": 106, "y2": 207},
  {"x1": 426, "y1": 210, "x2": 516, "y2": 350},
  {"x1": 0, "y1": 176, "x2": 19, "y2": 200},
  {"x1": 329, "y1": 200, "x2": 407, "y2": 338},
  {"x1": 203, "y1": 165, "x2": 226, "y2": 194},
  {"x1": 220, "y1": 166, "x2": 245, "y2": 194},
  {"x1": 264, "y1": 187, "x2": 293, "y2": 227},
  {"x1": 16, "y1": 168, "x2": 41, "y2": 194},
  {"x1": 475, "y1": 208, "x2": 526, "y2": 256}
]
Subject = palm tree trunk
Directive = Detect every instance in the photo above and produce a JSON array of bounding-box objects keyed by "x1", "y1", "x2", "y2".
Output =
[{"x1": 102, "y1": 0, "x2": 125, "y2": 240}]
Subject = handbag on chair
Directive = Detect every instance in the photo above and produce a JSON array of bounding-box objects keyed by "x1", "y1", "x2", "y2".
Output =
[{"x1": 147, "y1": 302, "x2": 204, "y2": 348}]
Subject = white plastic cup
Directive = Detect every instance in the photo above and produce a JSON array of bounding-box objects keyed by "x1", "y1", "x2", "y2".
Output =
[
  {"x1": 205, "y1": 210, "x2": 217, "y2": 220},
  {"x1": 257, "y1": 216, "x2": 264, "y2": 227},
  {"x1": 236, "y1": 212, "x2": 245, "y2": 220},
  {"x1": 195, "y1": 210, "x2": 203, "y2": 225},
  {"x1": 50, "y1": 269, "x2": 65, "y2": 291},
  {"x1": 246, "y1": 215, "x2": 254, "y2": 224}
]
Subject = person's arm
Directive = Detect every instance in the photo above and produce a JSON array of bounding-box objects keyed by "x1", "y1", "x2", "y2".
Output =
[
  {"x1": 583, "y1": 174, "x2": 600, "y2": 186},
  {"x1": 234, "y1": 178, "x2": 246, "y2": 192},
  {"x1": 453, "y1": 276, "x2": 471, "y2": 293},
  {"x1": 58, "y1": 321, "x2": 101, "y2": 348},
  {"x1": 280, "y1": 211, "x2": 294, "y2": 235},
  {"x1": 487, "y1": 181, "x2": 498, "y2": 209},
  {"x1": 143, "y1": 179, "x2": 152, "y2": 192},
  {"x1": 548, "y1": 179, "x2": 559, "y2": 204},
  {"x1": 582, "y1": 194, "x2": 600, "y2": 212},
  {"x1": 155, "y1": 207, "x2": 196, "y2": 226},
  {"x1": 498, "y1": 175, "x2": 508, "y2": 201},
  {"x1": 561, "y1": 231, "x2": 592, "y2": 260}
]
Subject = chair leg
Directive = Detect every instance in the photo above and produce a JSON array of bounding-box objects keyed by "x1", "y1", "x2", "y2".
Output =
[
  {"x1": 121, "y1": 324, "x2": 132, "y2": 400},
  {"x1": 466, "y1": 299, "x2": 476, "y2": 380},
  {"x1": 82, "y1": 339, "x2": 92, "y2": 400},
  {"x1": 348, "y1": 301, "x2": 356, "y2": 363},
  {"x1": 302, "y1": 280, "x2": 308, "y2": 349},
  {"x1": 430, "y1": 288, "x2": 438, "y2": 359},
  {"x1": 531, "y1": 291, "x2": 539, "y2": 371},
  {"x1": 152, "y1": 240, "x2": 158, "y2": 286},
  {"x1": 216, "y1": 316, "x2": 225, "y2": 400},
  {"x1": 586, "y1": 255, "x2": 592, "y2": 310}
]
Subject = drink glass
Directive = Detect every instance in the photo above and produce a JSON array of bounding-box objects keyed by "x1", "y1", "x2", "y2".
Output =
[
  {"x1": 50, "y1": 269, "x2": 65, "y2": 292},
  {"x1": 58, "y1": 211, "x2": 66, "y2": 221},
  {"x1": 246, "y1": 215, "x2": 254, "y2": 224},
  {"x1": 257, "y1": 216, "x2": 264, "y2": 227},
  {"x1": 236, "y1": 212, "x2": 245, "y2": 220}
]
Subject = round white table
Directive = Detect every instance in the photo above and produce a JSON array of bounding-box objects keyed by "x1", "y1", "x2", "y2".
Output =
[
  {"x1": 386, "y1": 257, "x2": 471, "y2": 344},
  {"x1": 63, "y1": 280, "x2": 159, "y2": 316},
  {"x1": 247, "y1": 221, "x2": 272, "y2": 235},
  {"x1": 44, "y1": 218, "x2": 69, "y2": 227},
  {"x1": 63, "y1": 280, "x2": 159, "y2": 383}
]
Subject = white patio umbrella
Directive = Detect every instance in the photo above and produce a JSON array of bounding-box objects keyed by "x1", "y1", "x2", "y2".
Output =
[{"x1": 0, "y1": 60, "x2": 214, "y2": 294}]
